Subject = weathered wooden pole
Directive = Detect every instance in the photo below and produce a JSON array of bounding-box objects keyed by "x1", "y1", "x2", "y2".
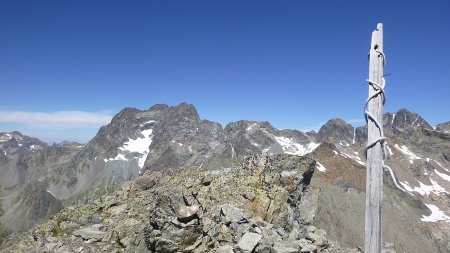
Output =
[{"x1": 365, "y1": 23, "x2": 385, "y2": 253}]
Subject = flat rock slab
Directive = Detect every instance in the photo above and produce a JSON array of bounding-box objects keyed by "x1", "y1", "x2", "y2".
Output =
[
  {"x1": 273, "y1": 241, "x2": 300, "y2": 253},
  {"x1": 73, "y1": 228, "x2": 106, "y2": 241},
  {"x1": 236, "y1": 232, "x2": 262, "y2": 252},
  {"x1": 220, "y1": 204, "x2": 246, "y2": 224}
]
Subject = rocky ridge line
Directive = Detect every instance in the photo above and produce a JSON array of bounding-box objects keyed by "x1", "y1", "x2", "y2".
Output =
[{"x1": 1, "y1": 154, "x2": 363, "y2": 253}]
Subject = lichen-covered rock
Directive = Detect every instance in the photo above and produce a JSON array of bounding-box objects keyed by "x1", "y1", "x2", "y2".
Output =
[
  {"x1": 73, "y1": 227, "x2": 106, "y2": 241},
  {"x1": 177, "y1": 205, "x2": 199, "y2": 222},
  {"x1": 236, "y1": 232, "x2": 262, "y2": 252},
  {"x1": 0, "y1": 154, "x2": 362, "y2": 253},
  {"x1": 220, "y1": 204, "x2": 246, "y2": 224}
]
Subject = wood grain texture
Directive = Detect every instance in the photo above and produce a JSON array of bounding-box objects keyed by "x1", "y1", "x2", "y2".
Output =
[{"x1": 365, "y1": 23, "x2": 384, "y2": 253}]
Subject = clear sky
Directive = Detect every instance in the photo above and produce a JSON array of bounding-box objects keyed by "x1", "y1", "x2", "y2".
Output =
[{"x1": 1, "y1": 1, "x2": 449, "y2": 143}]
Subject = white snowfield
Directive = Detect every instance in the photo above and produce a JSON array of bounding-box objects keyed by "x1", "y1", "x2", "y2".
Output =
[
  {"x1": 246, "y1": 123, "x2": 258, "y2": 131},
  {"x1": 316, "y1": 162, "x2": 326, "y2": 172},
  {"x1": 430, "y1": 159, "x2": 450, "y2": 172},
  {"x1": 140, "y1": 120, "x2": 155, "y2": 127},
  {"x1": 30, "y1": 144, "x2": 42, "y2": 150},
  {"x1": 0, "y1": 134, "x2": 12, "y2": 142},
  {"x1": 421, "y1": 204, "x2": 450, "y2": 223},
  {"x1": 104, "y1": 129, "x2": 153, "y2": 169},
  {"x1": 339, "y1": 151, "x2": 365, "y2": 166},
  {"x1": 394, "y1": 144, "x2": 421, "y2": 164},
  {"x1": 386, "y1": 145, "x2": 394, "y2": 156},
  {"x1": 435, "y1": 169, "x2": 450, "y2": 182},
  {"x1": 0, "y1": 133, "x2": 23, "y2": 142},
  {"x1": 400, "y1": 179, "x2": 448, "y2": 196},
  {"x1": 274, "y1": 136, "x2": 320, "y2": 156}
]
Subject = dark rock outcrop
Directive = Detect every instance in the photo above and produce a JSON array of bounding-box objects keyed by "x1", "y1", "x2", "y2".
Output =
[{"x1": 316, "y1": 119, "x2": 354, "y2": 145}]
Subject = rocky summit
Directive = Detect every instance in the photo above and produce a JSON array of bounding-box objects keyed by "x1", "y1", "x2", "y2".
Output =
[
  {"x1": 1, "y1": 154, "x2": 362, "y2": 253},
  {"x1": 0, "y1": 131, "x2": 48, "y2": 156},
  {"x1": 0, "y1": 103, "x2": 449, "y2": 253}
]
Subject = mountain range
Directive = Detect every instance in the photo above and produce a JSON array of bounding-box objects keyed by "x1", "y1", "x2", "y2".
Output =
[{"x1": 0, "y1": 103, "x2": 449, "y2": 253}]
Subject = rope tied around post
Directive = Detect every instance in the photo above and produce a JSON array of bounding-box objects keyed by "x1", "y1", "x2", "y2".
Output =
[
  {"x1": 364, "y1": 49, "x2": 387, "y2": 159},
  {"x1": 364, "y1": 37, "x2": 407, "y2": 194}
]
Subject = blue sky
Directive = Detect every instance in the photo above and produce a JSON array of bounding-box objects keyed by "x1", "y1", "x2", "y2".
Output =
[{"x1": 0, "y1": 1, "x2": 449, "y2": 143}]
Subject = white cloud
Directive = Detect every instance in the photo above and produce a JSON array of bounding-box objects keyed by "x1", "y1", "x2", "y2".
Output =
[{"x1": 0, "y1": 110, "x2": 113, "y2": 129}]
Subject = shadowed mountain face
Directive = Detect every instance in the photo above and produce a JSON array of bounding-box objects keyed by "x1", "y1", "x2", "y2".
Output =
[
  {"x1": 0, "y1": 103, "x2": 449, "y2": 252},
  {"x1": 316, "y1": 119, "x2": 355, "y2": 145}
]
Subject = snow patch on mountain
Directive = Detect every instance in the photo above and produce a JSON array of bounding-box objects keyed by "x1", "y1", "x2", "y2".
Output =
[
  {"x1": 246, "y1": 123, "x2": 258, "y2": 131},
  {"x1": 340, "y1": 151, "x2": 365, "y2": 166},
  {"x1": 316, "y1": 162, "x2": 327, "y2": 172},
  {"x1": 140, "y1": 120, "x2": 155, "y2": 127},
  {"x1": 273, "y1": 136, "x2": 319, "y2": 156},
  {"x1": 104, "y1": 129, "x2": 153, "y2": 169},
  {"x1": 400, "y1": 179, "x2": 448, "y2": 196},
  {"x1": 421, "y1": 204, "x2": 450, "y2": 222},
  {"x1": 435, "y1": 169, "x2": 450, "y2": 182},
  {"x1": 430, "y1": 159, "x2": 450, "y2": 172},
  {"x1": 394, "y1": 144, "x2": 421, "y2": 163},
  {"x1": 0, "y1": 134, "x2": 12, "y2": 142},
  {"x1": 386, "y1": 145, "x2": 394, "y2": 156}
]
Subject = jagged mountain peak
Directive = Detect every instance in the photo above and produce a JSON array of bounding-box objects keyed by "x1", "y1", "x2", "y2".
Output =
[
  {"x1": 1, "y1": 103, "x2": 449, "y2": 252},
  {"x1": 147, "y1": 103, "x2": 170, "y2": 112},
  {"x1": 316, "y1": 118, "x2": 354, "y2": 145},
  {"x1": 0, "y1": 131, "x2": 48, "y2": 156},
  {"x1": 224, "y1": 120, "x2": 274, "y2": 132},
  {"x1": 384, "y1": 108, "x2": 432, "y2": 132},
  {"x1": 112, "y1": 107, "x2": 141, "y2": 121}
]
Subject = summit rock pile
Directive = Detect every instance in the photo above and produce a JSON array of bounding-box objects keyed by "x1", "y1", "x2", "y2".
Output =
[{"x1": 1, "y1": 154, "x2": 362, "y2": 253}]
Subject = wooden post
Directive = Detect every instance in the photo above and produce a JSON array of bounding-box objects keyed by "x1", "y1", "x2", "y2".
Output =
[{"x1": 365, "y1": 23, "x2": 385, "y2": 253}]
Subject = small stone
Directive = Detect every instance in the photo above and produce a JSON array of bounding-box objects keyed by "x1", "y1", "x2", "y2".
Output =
[
  {"x1": 254, "y1": 227, "x2": 262, "y2": 234},
  {"x1": 298, "y1": 239, "x2": 311, "y2": 249},
  {"x1": 216, "y1": 244, "x2": 234, "y2": 253},
  {"x1": 306, "y1": 225, "x2": 316, "y2": 233},
  {"x1": 217, "y1": 225, "x2": 233, "y2": 242},
  {"x1": 73, "y1": 228, "x2": 106, "y2": 241},
  {"x1": 300, "y1": 244, "x2": 317, "y2": 253},
  {"x1": 92, "y1": 214, "x2": 102, "y2": 224},
  {"x1": 220, "y1": 204, "x2": 246, "y2": 224},
  {"x1": 183, "y1": 236, "x2": 203, "y2": 251},
  {"x1": 156, "y1": 238, "x2": 178, "y2": 252},
  {"x1": 306, "y1": 232, "x2": 328, "y2": 247},
  {"x1": 201, "y1": 175, "x2": 213, "y2": 186},
  {"x1": 177, "y1": 205, "x2": 199, "y2": 222},
  {"x1": 108, "y1": 204, "x2": 128, "y2": 216},
  {"x1": 314, "y1": 229, "x2": 326, "y2": 237},
  {"x1": 273, "y1": 241, "x2": 299, "y2": 253},
  {"x1": 255, "y1": 241, "x2": 272, "y2": 253},
  {"x1": 236, "y1": 232, "x2": 262, "y2": 252}
]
